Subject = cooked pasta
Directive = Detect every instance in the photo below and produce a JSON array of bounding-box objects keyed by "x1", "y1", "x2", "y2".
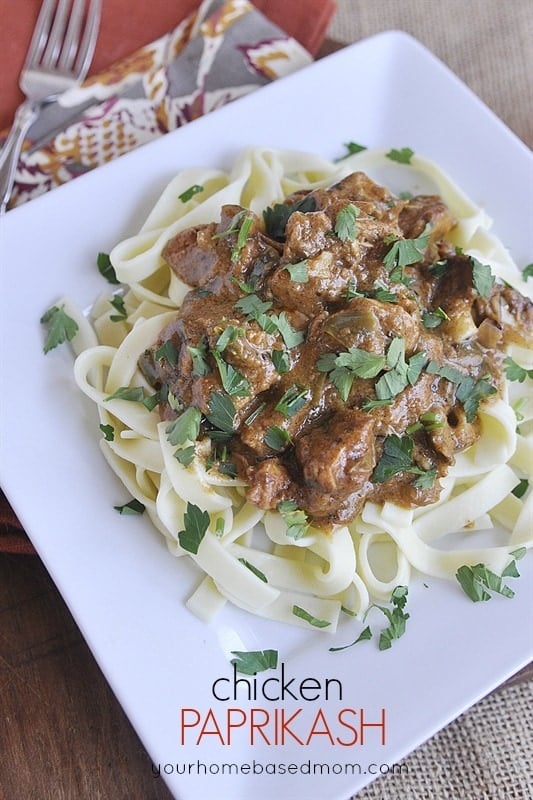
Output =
[{"x1": 69, "y1": 146, "x2": 532, "y2": 632}]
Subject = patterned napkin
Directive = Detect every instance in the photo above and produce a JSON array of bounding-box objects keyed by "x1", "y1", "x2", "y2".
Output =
[
  {"x1": 0, "y1": 0, "x2": 335, "y2": 553},
  {"x1": 1, "y1": 0, "x2": 321, "y2": 210}
]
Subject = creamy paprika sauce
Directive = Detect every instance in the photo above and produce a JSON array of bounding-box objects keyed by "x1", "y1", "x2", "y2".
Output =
[{"x1": 139, "y1": 171, "x2": 532, "y2": 527}]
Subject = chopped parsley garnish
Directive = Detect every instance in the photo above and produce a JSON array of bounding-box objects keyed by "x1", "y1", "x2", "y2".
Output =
[
  {"x1": 230, "y1": 649, "x2": 278, "y2": 675},
  {"x1": 97, "y1": 251, "x2": 119, "y2": 284},
  {"x1": 244, "y1": 402, "x2": 266, "y2": 426},
  {"x1": 470, "y1": 256, "x2": 495, "y2": 297},
  {"x1": 422, "y1": 306, "x2": 449, "y2": 328},
  {"x1": 329, "y1": 625, "x2": 372, "y2": 652},
  {"x1": 155, "y1": 340, "x2": 179, "y2": 365},
  {"x1": 504, "y1": 356, "x2": 533, "y2": 383},
  {"x1": 177, "y1": 502, "x2": 210, "y2": 555},
  {"x1": 522, "y1": 263, "x2": 533, "y2": 280},
  {"x1": 41, "y1": 305, "x2": 79, "y2": 353},
  {"x1": 337, "y1": 141, "x2": 367, "y2": 159},
  {"x1": 334, "y1": 203, "x2": 360, "y2": 241},
  {"x1": 383, "y1": 224, "x2": 431, "y2": 272},
  {"x1": 371, "y1": 433, "x2": 435, "y2": 486},
  {"x1": 212, "y1": 350, "x2": 250, "y2": 397},
  {"x1": 374, "y1": 338, "x2": 426, "y2": 401},
  {"x1": 456, "y1": 549, "x2": 526, "y2": 602},
  {"x1": 264, "y1": 425, "x2": 292, "y2": 451},
  {"x1": 166, "y1": 406, "x2": 202, "y2": 445},
  {"x1": 99, "y1": 423, "x2": 115, "y2": 441},
  {"x1": 511, "y1": 479, "x2": 529, "y2": 499},
  {"x1": 187, "y1": 337, "x2": 210, "y2": 376},
  {"x1": 271, "y1": 348, "x2": 290, "y2": 374},
  {"x1": 206, "y1": 392, "x2": 236, "y2": 434},
  {"x1": 274, "y1": 385, "x2": 310, "y2": 417},
  {"x1": 317, "y1": 347, "x2": 386, "y2": 402},
  {"x1": 178, "y1": 184, "x2": 204, "y2": 203},
  {"x1": 277, "y1": 500, "x2": 310, "y2": 540},
  {"x1": 373, "y1": 280, "x2": 398, "y2": 303},
  {"x1": 263, "y1": 194, "x2": 316, "y2": 240},
  {"x1": 386, "y1": 147, "x2": 414, "y2": 164},
  {"x1": 271, "y1": 312, "x2": 304, "y2": 348},
  {"x1": 283, "y1": 260, "x2": 309, "y2": 282},
  {"x1": 109, "y1": 294, "x2": 127, "y2": 321},
  {"x1": 114, "y1": 498, "x2": 145, "y2": 515},
  {"x1": 331, "y1": 586, "x2": 410, "y2": 652},
  {"x1": 231, "y1": 212, "x2": 254, "y2": 263},
  {"x1": 174, "y1": 445, "x2": 196, "y2": 467},
  {"x1": 427, "y1": 361, "x2": 497, "y2": 422},
  {"x1": 375, "y1": 586, "x2": 410, "y2": 650},
  {"x1": 292, "y1": 605, "x2": 331, "y2": 628},
  {"x1": 215, "y1": 325, "x2": 244, "y2": 352},
  {"x1": 238, "y1": 558, "x2": 268, "y2": 583},
  {"x1": 104, "y1": 386, "x2": 146, "y2": 402},
  {"x1": 234, "y1": 292, "x2": 273, "y2": 319}
]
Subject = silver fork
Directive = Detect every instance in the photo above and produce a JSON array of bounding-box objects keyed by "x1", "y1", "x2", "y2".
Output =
[{"x1": 0, "y1": 0, "x2": 101, "y2": 213}]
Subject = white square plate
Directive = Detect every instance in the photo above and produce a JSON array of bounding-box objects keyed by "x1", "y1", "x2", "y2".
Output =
[{"x1": 1, "y1": 31, "x2": 532, "y2": 800}]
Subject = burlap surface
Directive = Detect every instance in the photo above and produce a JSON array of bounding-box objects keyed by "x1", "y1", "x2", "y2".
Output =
[{"x1": 330, "y1": 5, "x2": 533, "y2": 797}]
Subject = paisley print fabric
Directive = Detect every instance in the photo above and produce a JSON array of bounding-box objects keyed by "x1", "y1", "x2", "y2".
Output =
[{"x1": 2, "y1": 0, "x2": 311, "y2": 209}]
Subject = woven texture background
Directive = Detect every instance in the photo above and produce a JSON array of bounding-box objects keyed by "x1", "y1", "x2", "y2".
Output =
[
  {"x1": 330, "y1": 4, "x2": 532, "y2": 797},
  {"x1": 329, "y1": 0, "x2": 533, "y2": 149}
]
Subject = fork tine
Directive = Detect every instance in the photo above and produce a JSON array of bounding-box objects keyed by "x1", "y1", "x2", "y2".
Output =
[
  {"x1": 23, "y1": 0, "x2": 57, "y2": 69},
  {"x1": 72, "y1": 0, "x2": 102, "y2": 80},
  {"x1": 41, "y1": 0, "x2": 70, "y2": 69},
  {"x1": 58, "y1": 0, "x2": 85, "y2": 72}
]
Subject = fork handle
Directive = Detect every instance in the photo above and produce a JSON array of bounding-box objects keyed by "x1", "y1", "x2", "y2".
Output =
[{"x1": 0, "y1": 100, "x2": 39, "y2": 213}]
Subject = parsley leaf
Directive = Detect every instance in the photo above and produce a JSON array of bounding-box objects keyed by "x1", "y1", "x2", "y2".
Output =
[
  {"x1": 277, "y1": 500, "x2": 310, "y2": 540},
  {"x1": 264, "y1": 425, "x2": 292, "y2": 451},
  {"x1": 427, "y1": 361, "x2": 497, "y2": 422},
  {"x1": 271, "y1": 312, "x2": 304, "y2": 349},
  {"x1": 334, "y1": 203, "x2": 360, "y2": 241},
  {"x1": 109, "y1": 295, "x2": 127, "y2": 322},
  {"x1": 212, "y1": 350, "x2": 250, "y2": 397},
  {"x1": 178, "y1": 184, "x2": 204, "y2": 203},
  {"x1": 275, "y1": 385, "x2": 310, "y2": 417},
  {"x1": 329, "y1": 625, "x2": 372, "y2": 652},
  {"x1": 470, "y1": 256, "x2": 495, "y2": 298},
  {"x1": 114, "y1": 498, "x2": 145, "y2": 515},
  {"x1": 383, "y1": 225, "x2": 431, "y2": 272},
  {"x1": 456, "y1": 562, "x2": 520, "y2": 602},
  {"x1": 187, "y1": 337, "x2": 210, "y2": 376},
  {"x1": 522, "y1": 263, "x2": 533, "y2": 280},
  {"x1": 317, "y1": 347, "x2": 386, "y2": 402},
  {"x1": 292, "y1": 605, "x2": 331, "y2": 628},
  {"x1": 263, "y1": 194, "x2": 316, "y2": 240},
  {"x1": 166, "y1": 406, "x2": 202, "y2": 445},
  {"x1": 238, "y1": 558, "x2": 268, "y2": 583},
  {"x1": 422, "y1": 306, "x2": 449, "y2": 328},
  {"x1": 105, "y1": 386, "x2": 145, "y2": 402},
  {"x1": 504, "y1": 356, "x2": 533, "y2": 383},
  {"x1": 99, "y1": 423, "x2": 115, "y2": 441},
  {"x1": 376, "y1": 586, "x2": 410, "y2": 650},
  {"x1": 230, "y1": 649, "x2": 278, "y2": 675},
  {"x1": 206, "y1": 392, "x2": 236, "y2": 434},
  {"x1": 174, "y1": 445, "x2": 196, "y2": 467},
  {"x1": 155, "y1": 340, "x2": 179, "y2": 365},
  {"x1": 97, "y1": 252, "x2": 119, "y2": 284},
  {"x1": 178, "y1": 502, "x2": 210, "y2": 555},
  {"x1": 271, "y1": 348, "x2": 290, "y2": 374},
  {"x1": 41, "y1": 305, "x2": 79, "y2": 353},
  {"x1": 386, "y1": 147, "x2": 414, "y2": 164},
  {"x1": 338, "y1": 141, "x2": 367, "y2": 159},
  {"x1": 283, "y1": 260, "x2": 309, "y2": 283},
  {"x1": 371, "y1": 434, "x2": 414, "y2": 483}
]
